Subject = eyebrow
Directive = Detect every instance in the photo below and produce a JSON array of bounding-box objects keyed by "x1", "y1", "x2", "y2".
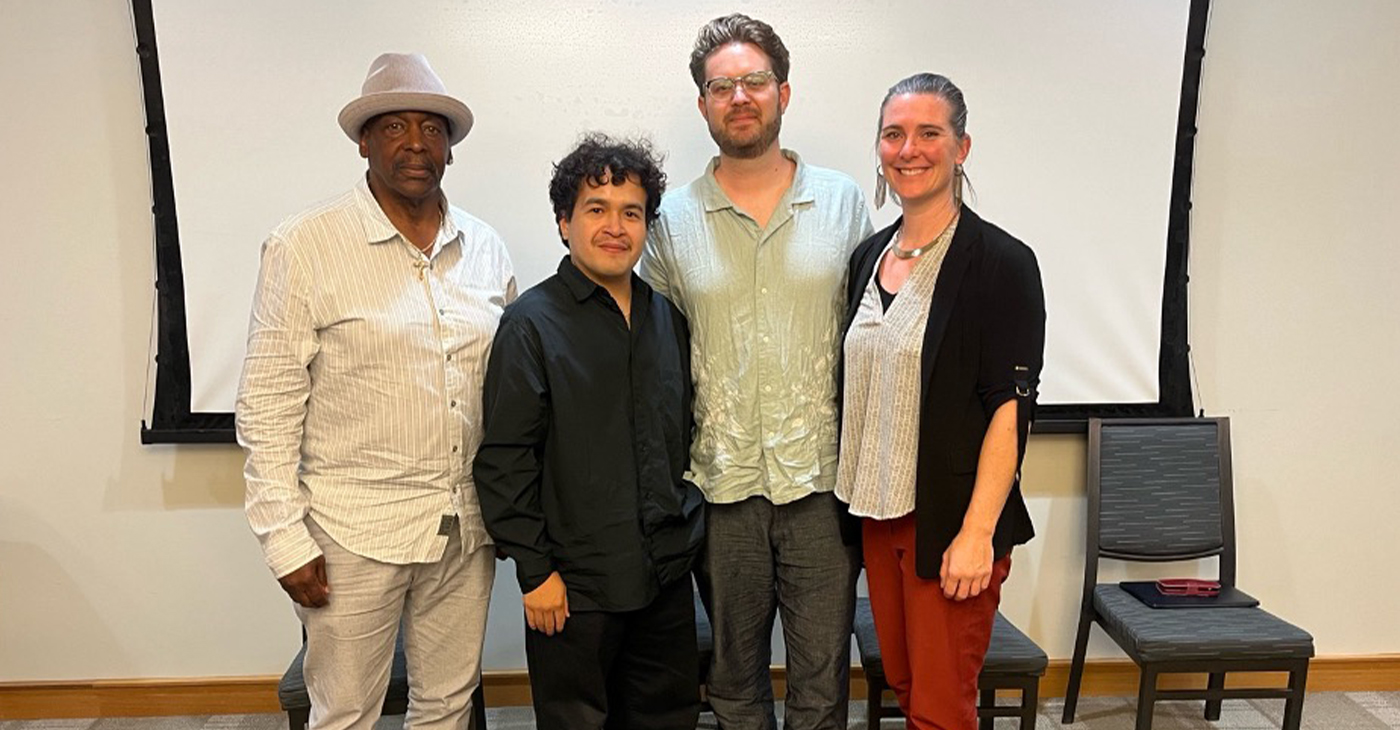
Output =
[
  {"x1": 883, "y1": 122, "x2": 947, "y2": 133},
  {"x1": 581, "y1": 197, "x2": 645, "y2": 210}
]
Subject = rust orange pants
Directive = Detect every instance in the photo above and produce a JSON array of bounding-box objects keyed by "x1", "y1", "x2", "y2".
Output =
[{"x1": 863, "y1": 514, "x2": 1011, "y2": 730}]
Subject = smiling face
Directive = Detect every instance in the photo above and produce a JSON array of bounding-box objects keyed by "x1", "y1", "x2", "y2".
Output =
[
  {"x1": 559, "y1": 171, "x2": 648, "y2": 290},
  {"x1": 878, "y1": 92, "x2": 971, "y2": 209},
  {"x1": 359, "y1": 110, "x2": 451, "y2": 206},
  {"x1": 698, "y1": 42, "x2": 790, "y2": 159}
]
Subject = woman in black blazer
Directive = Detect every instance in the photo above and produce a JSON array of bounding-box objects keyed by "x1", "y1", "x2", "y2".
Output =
[{"x1": 834, "y1": 73, "x2": 1045, "y2": 730}]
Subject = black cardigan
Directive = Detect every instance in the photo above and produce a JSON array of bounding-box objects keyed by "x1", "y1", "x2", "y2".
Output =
[{"x1": 839, "y1": 205, "x2": 1045, "y2": 579}]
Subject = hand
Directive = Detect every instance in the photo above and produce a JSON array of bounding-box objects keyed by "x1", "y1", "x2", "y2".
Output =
[
  {"x1": 278, "y1": 555, "x2": 330, "y2": 608},
  {"x1": 523, "y1": 571, "x2": 570, "y2": 636},
  {"x1": 940, "y1": 529, "x2": 993, "y2": 601}
]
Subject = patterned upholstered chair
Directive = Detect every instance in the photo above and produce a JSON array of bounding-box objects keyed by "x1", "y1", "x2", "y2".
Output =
[
  {"x1": 854, "y1": 596, "x2": 1047, "y2": 729},
  {"x1": 1062, "y1": 418, "x2": 1313, "y2": 730},
  {"x1": 695, "y1": 586, "x2": 715, "y2": 710}
]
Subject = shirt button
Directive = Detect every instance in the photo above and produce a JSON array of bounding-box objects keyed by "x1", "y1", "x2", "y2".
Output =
[
  {"x1": 452, "y1": 445, "x2": 459, "y2": 453},
  {"x1": 762, "y1": 335, "x2": 770, "y2": 343},
  {"x1": 446, "y1": 353, "x2": 453, "y2": 361},
  {"x1": 450, "y1": 400, "x2": 458, "y2": 408},
  {"x1": 763, "y1": 385, "x2": 772, "y2": 393},
  {"x1": 761, "y1": 287, "x2": 769, "y2": 294},
  {"x1": 439, "y1": 308, "x2": 446, "y2": 315}
]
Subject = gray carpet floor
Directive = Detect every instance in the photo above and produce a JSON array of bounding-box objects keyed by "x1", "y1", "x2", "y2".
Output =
[{"x1": 4, "y1": 693, "x2": 1399, "y2": 729}]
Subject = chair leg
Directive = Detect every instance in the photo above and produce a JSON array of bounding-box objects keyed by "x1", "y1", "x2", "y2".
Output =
[
  {"x1": 288, "y1": 709, "x2": 309, "y2": 730},
  {"x1": 868, "y1": 674, "x2": 883, "y2": 728},
  {"x1": 1282, "y1": 661, "x2": 1309, "y2": 730},
  {"x1": 1022, "y1": 676, "x2": 1041, "y2": 730},
  {"x1": 979, "y1": 687, "x2": 995, "y2": 730},
  {"x1": 471, "y1": 681, "x2": 487, "y2": 730},
  {"x1": 1135, "y1": 667, "x2": 1158, "y2": 730},
  {"x1": 1204, "y1": 671, "x2": 1225, "y2": 720},
  {"x1": 1061, "y1": 610, "x2": 1094, "y2": 723}
]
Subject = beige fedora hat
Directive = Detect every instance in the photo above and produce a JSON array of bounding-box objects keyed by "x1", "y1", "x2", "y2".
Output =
[{"x1": 338, "y1": 52, "x2": 474, "y2": 146}]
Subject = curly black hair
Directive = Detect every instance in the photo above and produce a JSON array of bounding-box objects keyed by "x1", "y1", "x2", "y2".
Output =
[{"x1": 549, "y1": 133, "x2": 667, "y2": 246}]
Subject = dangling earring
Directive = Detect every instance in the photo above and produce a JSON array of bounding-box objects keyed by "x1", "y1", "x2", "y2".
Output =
[
  {"x1": 953, "y1": 163, "x2": 964, "y2": 209},
  {"x1": 874, "y1": 167, "x2": 888, "y2": 210}
]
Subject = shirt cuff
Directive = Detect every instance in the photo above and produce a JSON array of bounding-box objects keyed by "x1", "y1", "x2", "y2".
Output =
[
  {"x1": 263, "y1": 524, "x2": 324, "y2": 579},
  {"x1": 514, "y1": 555, "x2": 554, "y2": 595}
]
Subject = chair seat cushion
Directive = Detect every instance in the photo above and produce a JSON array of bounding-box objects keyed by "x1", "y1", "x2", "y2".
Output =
[
  {"x1": 983, "y1": 612, "x2": 1049, "y2": 676},
  {"x1": 1093, "y1": 584, "x2": 1314, "y2": 663},
  {"x1": 695, "y1": 590, "x2": 713, "y2": 682},
  {"x1": 278, "y1": 630, "x2": 410, "y2": 710},
  {"x1": 853, "y1": 596, "x2": 1046, "y2": 677},
  {"x1": 853, "y1": 596, "x2": 882, "y2": 673}
]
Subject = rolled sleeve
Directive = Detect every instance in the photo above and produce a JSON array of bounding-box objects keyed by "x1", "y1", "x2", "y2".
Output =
[
  {"x1": 473, "y1": 314, "x2": 555, "y2": 593},
  {"x1": 976, "y1": 242, "x2": 1047, "y2": 428},
  {"x1": 236, "y1": 236, "x2": 322, "y2": 579}
]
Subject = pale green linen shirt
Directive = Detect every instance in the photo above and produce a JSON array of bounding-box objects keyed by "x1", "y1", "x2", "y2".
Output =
[{"x1": 641, "y1": 151, "x2": 873, "y2": 505}]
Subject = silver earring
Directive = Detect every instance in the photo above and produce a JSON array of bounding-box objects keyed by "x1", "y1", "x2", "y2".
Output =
[{"x1": 874, "y1": 168, "x2": 888, "y2": 210}]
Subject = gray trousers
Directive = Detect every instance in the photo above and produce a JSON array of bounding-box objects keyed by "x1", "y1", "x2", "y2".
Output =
[
  {"x1": 297, "y1": 518, "x2": 495, "y2": 730},
  {"x1": 697, "y1": 492, "x2": 860, "y2": 730}
]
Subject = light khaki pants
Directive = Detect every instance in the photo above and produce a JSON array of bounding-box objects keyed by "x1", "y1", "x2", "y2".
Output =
[{"x1": 297, "y1": 518, "x2": 494, "y2": 730}]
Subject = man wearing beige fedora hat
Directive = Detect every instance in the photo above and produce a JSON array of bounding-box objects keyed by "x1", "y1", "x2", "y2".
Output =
[{"x1": 237, "y1": 52, "x2": 514, "y2": 730}]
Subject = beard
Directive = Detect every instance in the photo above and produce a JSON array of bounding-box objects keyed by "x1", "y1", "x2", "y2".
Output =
[{"x1": 710, "y1": 109, "x2": 783, "y2": 159}]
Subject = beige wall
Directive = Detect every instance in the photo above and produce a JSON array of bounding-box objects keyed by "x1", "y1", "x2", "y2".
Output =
[
  {"x1": 2, "y1": 0, "x2": 1397, "y2": 682},
  {"x1": 1185, "y1": 0, "x2": 1400, "y2": 645}
]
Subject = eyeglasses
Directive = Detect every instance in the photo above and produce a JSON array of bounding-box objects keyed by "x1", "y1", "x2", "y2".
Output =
[{"x1": 704, "y1": 70, "x2": 777, "y2": 100}]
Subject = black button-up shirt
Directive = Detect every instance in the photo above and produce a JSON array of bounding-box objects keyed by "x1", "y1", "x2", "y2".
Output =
[{"x1": 474, "y1": 256, "x2": 704, "y2": 612}]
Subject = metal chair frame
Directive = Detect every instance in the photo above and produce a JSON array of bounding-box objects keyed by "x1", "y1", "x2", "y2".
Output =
[{"x1": 864, "y1": 663, "x2": 1041, "y2": 730}]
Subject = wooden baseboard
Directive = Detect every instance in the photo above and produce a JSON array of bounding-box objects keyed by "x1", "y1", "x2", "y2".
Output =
[
  {"x1": 3, "y1": 656, "x2": 1398, "y2": 720},
  {"x1": 1036, "y1": 656, "x2": 1400, "y2": 697},
  {"x1": 0, "y1": 677, "x2": 282, "y2": 719}
]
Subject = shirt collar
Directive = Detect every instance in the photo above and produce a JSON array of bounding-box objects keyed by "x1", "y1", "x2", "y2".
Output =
[
  {"x1": 353, "y1": 176, "x2": 460, "y2": 250},
  {"x1": 697, "y1": 148, "x2": 815, "y2": 213},
  {"x1": 558, "y1": 255, "x2": 601, "y2": 302},
  {"x1": 557, "y1": 256, "x2": 651, "y2": 307}
]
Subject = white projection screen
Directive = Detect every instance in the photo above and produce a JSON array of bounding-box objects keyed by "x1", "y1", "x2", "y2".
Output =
[{"x1": 136, "y1": 0, "x2": 1203, "y2": 441}]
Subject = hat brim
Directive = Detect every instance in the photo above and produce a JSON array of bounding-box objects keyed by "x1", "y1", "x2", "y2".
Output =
[{"x1": 338, "y1": 91, "x2": 474, "y2": 146}]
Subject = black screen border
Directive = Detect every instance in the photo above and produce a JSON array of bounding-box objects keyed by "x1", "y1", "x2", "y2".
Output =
[{"x1": 137, "y1": 0, "x2": 1209, "y2": 443}]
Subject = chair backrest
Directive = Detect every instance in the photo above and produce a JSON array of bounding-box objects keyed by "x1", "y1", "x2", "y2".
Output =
[{"x1": 1087, "y1": 417, "x2": 1236, "y2": 583}]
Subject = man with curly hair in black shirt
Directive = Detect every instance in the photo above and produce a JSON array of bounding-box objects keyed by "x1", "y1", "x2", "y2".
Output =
[{"x1": 474, "y1": 133, "x2": 705, "y2": 730}]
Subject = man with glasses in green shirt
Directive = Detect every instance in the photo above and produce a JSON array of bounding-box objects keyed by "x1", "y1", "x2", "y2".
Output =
[{"x1": 640, "y1": 13, "x2": 873, "y2": 730}]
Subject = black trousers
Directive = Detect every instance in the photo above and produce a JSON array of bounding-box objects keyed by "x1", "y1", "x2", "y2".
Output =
[{"x1": 525, "y1": 577, "x2": 700, "y2": 730}]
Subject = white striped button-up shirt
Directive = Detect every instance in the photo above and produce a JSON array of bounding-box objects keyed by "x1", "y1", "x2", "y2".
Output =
[{"x1": 237, "y1": 179, "x2": 516, "y2": 578}]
